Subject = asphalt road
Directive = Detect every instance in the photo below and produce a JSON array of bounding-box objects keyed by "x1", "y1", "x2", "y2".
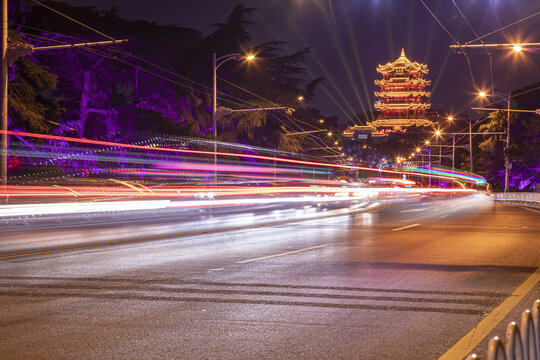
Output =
[{"x1": 0, "y1": 194, "x2": 539, "y2": 359}]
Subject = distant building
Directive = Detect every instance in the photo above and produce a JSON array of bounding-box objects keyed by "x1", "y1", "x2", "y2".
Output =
[{"x1": 372, "y1": 49, "x2": 434, "y2": 130}]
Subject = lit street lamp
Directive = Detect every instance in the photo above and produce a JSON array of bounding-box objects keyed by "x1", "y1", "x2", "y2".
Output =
[
  {"x1": 434, "y1": 130, "x2": 442, "y2": 166},
  {"x1": 478, "y1": 91, "x2": 511, "y2": 192},
  {"x1": 413, "y1": 145, "x2": 432, "y2": 186},
  {"x1": 211, "y1": 52, "x2": 254, "y2": 182},
  {"x1": 212, "y1": 52, "x2": 254, "y2": 142}
]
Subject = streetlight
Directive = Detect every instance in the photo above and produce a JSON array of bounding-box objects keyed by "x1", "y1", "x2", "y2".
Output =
[
  {"x1": 212, "y1": 52, "x2": 255, "y2": 183},
  {"x1": 417, "y1": 144, "x2": 432, "y2": 186},
  {"x1": 447, "y1": 114, "x2": 473, "y2": 173},
  {"x1": 212, "y1": 52, "x2": 255, "y2": 142},
  {"x1": 478, "y1": 91, "x2": 511, "y2": 192},
  {"x1": 434, "y1": 130, "x2": 442, "y2": 166}
]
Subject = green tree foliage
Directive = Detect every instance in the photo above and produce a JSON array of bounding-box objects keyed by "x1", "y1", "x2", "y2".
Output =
[{"x1": 8, "y1": 30, "x2": 64, "y2": 133}]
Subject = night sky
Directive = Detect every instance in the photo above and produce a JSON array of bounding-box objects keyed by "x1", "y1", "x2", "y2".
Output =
[{"x1": 62, "y1": 0, "x2": 540, "y2": 124}]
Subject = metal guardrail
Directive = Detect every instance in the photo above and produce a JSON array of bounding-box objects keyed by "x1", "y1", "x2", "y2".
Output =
[
  {"x1": 466, "y1": 300, "x2": 540, "y2": 360},
  {"x1": 494, "y1": 193, "x2": 540, "y2": 207}
]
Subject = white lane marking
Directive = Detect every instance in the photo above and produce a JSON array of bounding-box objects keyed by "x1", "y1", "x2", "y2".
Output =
[
  {"x1": 235, "y1": 244, "x2": 331, "y2": 264},
  {"x1": 391, "y1": 223, "x2": 421, "y2": 232},
  {"x1": 208, "y1": 268, "x2": 224, "y2": 271},
  {"x1": 400, "y1": 208, "x2": 428, "y2": 213},
  {"x1": 439, "y1": 214, "x2": 448, "y2": 219}
]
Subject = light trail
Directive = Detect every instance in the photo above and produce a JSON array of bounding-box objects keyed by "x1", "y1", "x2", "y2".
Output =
[
  {"x1": 1, "y1": 130, "x2": 485, "y2": 184},
  {"x1": 0, "y1": 185, "x2": 476, "y2": 198},
  {"x1": 110, "y1": 169, "x2": 341, "y2": 185},
  {"x1": 0, "y1": 187, "x2": 477, "y2": 218},
  {"x1": 368, "y1": 177, "x2": 417, "y2": 186},
  {"x1": 403, "y1": 166, "x2": 486, "y2": 184}
]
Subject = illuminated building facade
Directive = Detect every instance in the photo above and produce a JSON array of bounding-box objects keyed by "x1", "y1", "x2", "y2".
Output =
[{"x1": 372, "y1": 49, "x2": 434, "y2": 130}]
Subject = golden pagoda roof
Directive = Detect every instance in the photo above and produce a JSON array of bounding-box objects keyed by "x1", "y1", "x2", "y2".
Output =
[
  {"x1": 375, "y1": 91, "x2": 431, "y2": 98},
  {"x1": 375, "y1": 78, "x2": 431, "y2": 86},
  {"x1": 376, "y1": 49, "x2": 428, "y2": 75},
  {"x1": 374, "y1": 102, "x2": 431, "y2": 110}
]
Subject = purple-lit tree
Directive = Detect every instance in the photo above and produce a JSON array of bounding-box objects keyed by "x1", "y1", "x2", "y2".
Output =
[{"x1": 477, "y1": 86, "x2": 539, "y2": 191}]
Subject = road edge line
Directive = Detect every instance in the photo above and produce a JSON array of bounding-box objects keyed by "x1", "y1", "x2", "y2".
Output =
[{"x1": 438, "y1": 265, "x2": 540, "y2": 360}]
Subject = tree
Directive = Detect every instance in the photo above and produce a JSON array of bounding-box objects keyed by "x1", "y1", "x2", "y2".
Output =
[{"x1": 8, "y1": 32, "x2": 63, "y2": 133}]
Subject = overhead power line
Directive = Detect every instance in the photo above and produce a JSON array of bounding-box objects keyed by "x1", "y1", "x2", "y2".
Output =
[
  {"x1": 30, "y1": 0, "x2": 115, "y2": 40},
  {"x1": 465, "y1": 11, "x2": 540, "y2": 45},
  {"x1": 418, "y1": 0, "x2": 478, "y2": 91},
  {"x1": 17, "y1": 10, "x2": 337, "y2": 153}
]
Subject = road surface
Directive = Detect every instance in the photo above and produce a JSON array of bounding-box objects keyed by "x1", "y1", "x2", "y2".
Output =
[{"x1": 0, "y1": 194, "x2": 538, "y2": 359}]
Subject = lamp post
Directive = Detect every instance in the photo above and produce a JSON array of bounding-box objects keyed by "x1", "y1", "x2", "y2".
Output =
[
  {"x1": 422, "y1": 141, "x2": 432, "y2": 187},
  {"x1": 434, "y1": 130, "x2": 443, "y2": 166},
  {"x1": 478, "y1": 91, "x2": 511, "y2": 192},
  {"x1": 211, "y1": 52, "x2": 254, "y2": 182},
  {"x1": 212, "y1": 53, "x2": 254, "y2": 141},
  {"x1": 1, "y1": 0, "x2": 7, "y2": 186},
  {"x1": 447, "y1": 115, "x2": 473, "y2": 173}
]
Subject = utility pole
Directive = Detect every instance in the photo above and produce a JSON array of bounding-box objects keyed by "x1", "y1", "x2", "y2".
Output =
[
  {"x1": 0, "y1": 0, "x2": 126, "y2": 186},
  {"x1": 452, "y1": 135, "x2": 455, "y2": 172},
  {"x1": 468, "y1": 120, "x2": 472, "y2": 173},
  {"x1": 1, "y1": 0, "x2": 8, "y2": 186},
  {"x1": 504, "y1": 99, "x2": 510, "y2": 193}
]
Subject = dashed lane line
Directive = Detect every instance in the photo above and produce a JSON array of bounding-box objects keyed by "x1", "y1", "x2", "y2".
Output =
[
  {"x1": 391, "y1": 223, "x2": 421, "y2": 232},
  {"x1": 235, "y1": 244, "x2": 331, "y2": 264}
]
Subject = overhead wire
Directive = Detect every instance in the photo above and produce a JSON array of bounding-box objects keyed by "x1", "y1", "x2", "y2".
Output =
[
  {"x1": 17, "y1": 24, "x2": 253, "y2": 109},
  {"x1": 487, "y1": 0, "x2": 510, "y2": 44},
  {"x1": 31, "y1": 32, "x2": 337, "y2": 150},
  {"x1": 25, "y1": 31, "x2": 340, "y2": 156},
  {"x1": 21, "y1": 4, "x2": 342, "y2": 159},
  {"x1": 465, "y1": 11, "x2": 540, "y2": 45},
  {"x1": 30, "y1": 0, "x2": 115, "y2": 40},
  {"x1": 418, "y1": 0, "x2": 479, "y2": 91},
  {"x1": 450, "y1": 0, "x2": 495, "y2": 99}
]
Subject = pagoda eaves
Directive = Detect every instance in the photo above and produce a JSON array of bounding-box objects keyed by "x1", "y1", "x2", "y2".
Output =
[
  {"x1": 375, "y1": 91, "x2": 431, "y2": 98},
  {"x1": 374, "y1": 103, "x2": 431, "y2": 110},
  {"x1": 374, "y1": 78, "x2": 431, "y2": 86}
]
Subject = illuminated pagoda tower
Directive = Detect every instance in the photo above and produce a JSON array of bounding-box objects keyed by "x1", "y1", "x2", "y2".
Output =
[{"x1": 372, "y1": 49, "x2": 434, "y2": 130}]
